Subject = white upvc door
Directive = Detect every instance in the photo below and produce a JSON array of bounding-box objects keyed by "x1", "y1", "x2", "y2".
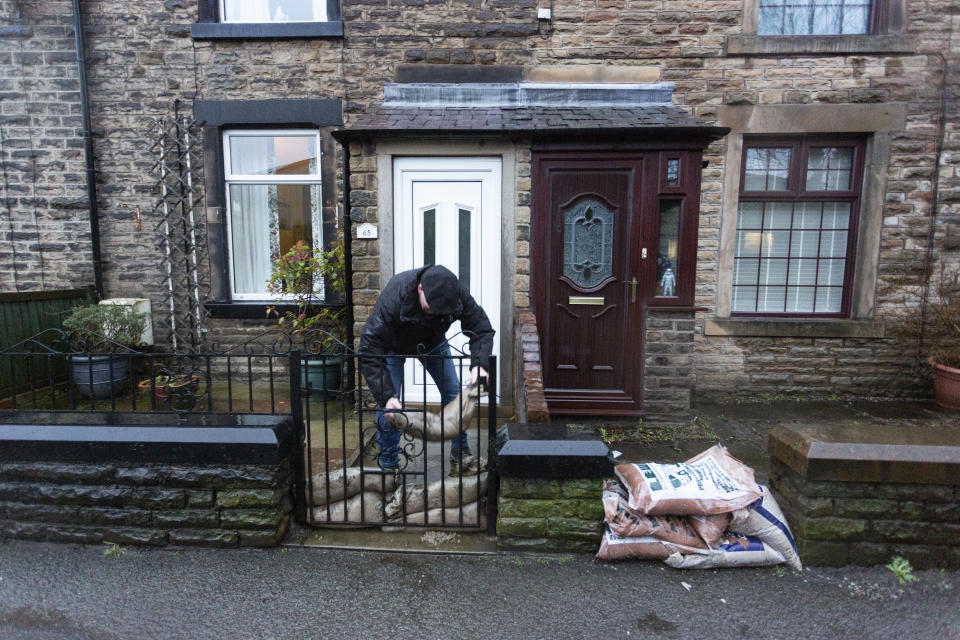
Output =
[{"x1": 393, "y1": 157, "x2": 502, "y2": 404}]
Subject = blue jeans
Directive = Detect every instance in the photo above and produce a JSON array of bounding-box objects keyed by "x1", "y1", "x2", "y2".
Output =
[{"x1": 376, "y1": 344, "x2": 469, "y2": 468}]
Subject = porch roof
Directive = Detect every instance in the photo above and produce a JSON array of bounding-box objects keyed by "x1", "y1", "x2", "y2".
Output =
[{"x1": 332, "y1": 103, "x2": 729, "y2": 142}]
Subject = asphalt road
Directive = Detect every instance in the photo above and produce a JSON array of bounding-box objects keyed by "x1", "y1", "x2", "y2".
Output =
[{"x1": 1, "y1": 540, "x2": 957, "y2": 640}]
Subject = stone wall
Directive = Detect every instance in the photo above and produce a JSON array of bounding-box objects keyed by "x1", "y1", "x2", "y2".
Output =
[
  {"x1": 0, "y1": 1, "x2": 94, "y2": 292},
  {"x1": 644, "y1": 310, "x2": 696, "y2": 418},
  {"x1": 515, "y1": 310, "x2": 548, "y2": 423},
  {"x1": 497, "y1": 477, "x2": 604, "y2": 553},
  {"x1": 0, "y1": 460, "x2": 293, "y2": 547},
  {"x1": 1, "y1": 0, "x2": 957, "y2": 402},
  {"x1": 771, "y1": 459, "x2": 960, "y2": 568}
]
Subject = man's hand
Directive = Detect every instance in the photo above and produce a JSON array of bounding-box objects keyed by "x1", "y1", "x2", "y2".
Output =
[
  {"x1": 470, "y1": 366, "x2": 488, "y2": 386},
  {"x1": 383, "y1": 396, "x2": 402, "y2": 423}
]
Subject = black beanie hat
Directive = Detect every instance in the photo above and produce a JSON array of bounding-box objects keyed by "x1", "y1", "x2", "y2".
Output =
[{"x1": 419, "y1": 265, "x2": 461, "y2": 315}]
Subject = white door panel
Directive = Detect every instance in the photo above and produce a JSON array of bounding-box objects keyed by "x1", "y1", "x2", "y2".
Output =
[{"x1": 393, "y1": 157, "x2": 501, "y2": 404}]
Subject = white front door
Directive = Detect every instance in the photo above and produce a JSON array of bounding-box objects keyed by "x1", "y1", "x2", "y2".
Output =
[{"x1": 393, "y1": 157, "x2": 502, "y2": 404}]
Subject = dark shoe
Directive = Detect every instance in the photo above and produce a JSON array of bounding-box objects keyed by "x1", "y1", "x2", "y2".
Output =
[{"x1": 448, "y1": 454, "x2": 486, "y2": 477}]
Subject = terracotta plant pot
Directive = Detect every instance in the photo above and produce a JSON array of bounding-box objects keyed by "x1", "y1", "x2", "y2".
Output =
[{"x1": 929, "y1": 358, "x2": 960, "y2": 410}]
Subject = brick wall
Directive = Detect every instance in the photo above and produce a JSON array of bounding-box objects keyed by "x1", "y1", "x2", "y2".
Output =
[
  {"x1": 644, "y1": 310, "x2": 695, "y2": 418},
  {"x1": 1, "y1": 0, "x2": 957, "y2": 402},
  {"x1": 0, "y1": 459, "x2": 293, "y2": 547},
  {"x1": 0, "y1": 1, "x2": 94, "y2": 292},
  {"x1": 515, "y1": 310, "x2": 548, "y2": 423}
]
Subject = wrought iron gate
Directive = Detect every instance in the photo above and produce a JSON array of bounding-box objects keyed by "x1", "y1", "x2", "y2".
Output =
[{"x1": 298, "y1": 342, "x2": 498, "y2": 533}]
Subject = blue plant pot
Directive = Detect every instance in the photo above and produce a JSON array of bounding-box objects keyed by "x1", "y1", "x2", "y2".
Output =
[
  {"x1": 303, "y1": 356, "x2": 342, "y2": 401},
  {"x1": 70, "y1": 354, "x2": 129, "y2": 399}
]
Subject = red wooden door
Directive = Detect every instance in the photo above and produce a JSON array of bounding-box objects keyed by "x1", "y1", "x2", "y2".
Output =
[{"x1": 533, "y1": 155, "x2": 651, "y2": 415}]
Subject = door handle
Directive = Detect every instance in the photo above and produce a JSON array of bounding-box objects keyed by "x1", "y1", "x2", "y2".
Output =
[{"x1": 629, "y1": 277, "x2": 638, "y2": 303}]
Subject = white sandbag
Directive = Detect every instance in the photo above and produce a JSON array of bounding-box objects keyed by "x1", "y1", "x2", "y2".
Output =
[
  {"x1": 312, "y1": 491, "x2": 384, "y2": 524},
  {"x1": 729, "y1": 485, "x2": 802, "y2": 571},
  {"x1": 602, "y1": 481, "x2": 706, "y2": 550},
  {"x1": 385, "y1": 473, "x2": 488, "y2": 519},
  {"x1": 403, "y1": 382, "x2": 480, "y2": 441},
  {"x1": 663, "y1": 533, "x2": 785, "y2": 569},
  {"x1": 311, "y1": 467, "x2": 396, "y2": 506},
  {"x1": 390, "y1": 500, "x2": 485, "y2": 529},
  {"x1": 596, "y1": 523, "x2": 707, "y2": 562},
  {"x1": 615, "y1": 444, "x2": 762, "y2": 516}
]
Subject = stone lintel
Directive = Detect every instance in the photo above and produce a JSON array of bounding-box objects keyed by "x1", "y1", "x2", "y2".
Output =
[
  {"x1": 496, "y1": 423, "x2": 611, "y2": 479},
  {"x1": 769, "y1": 423, "x2": 960, "y2": 484}
]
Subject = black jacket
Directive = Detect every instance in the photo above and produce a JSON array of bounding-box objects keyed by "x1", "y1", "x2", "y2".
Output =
[{"x1": 358, "y1": 266, "x2": 495, "y2": 405}]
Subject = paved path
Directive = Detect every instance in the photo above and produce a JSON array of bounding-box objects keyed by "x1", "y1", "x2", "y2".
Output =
[{"x1": 1, "y1": 540, "x2": 957, "y2": 640}]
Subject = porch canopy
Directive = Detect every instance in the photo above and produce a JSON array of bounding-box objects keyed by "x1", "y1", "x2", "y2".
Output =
[{"x1": 332, "y1": 82, "x2": 729, "y2": 143}]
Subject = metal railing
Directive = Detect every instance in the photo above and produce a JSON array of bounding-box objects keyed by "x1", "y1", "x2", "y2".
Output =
[
  {"x1": 303, "y1": 339, "x2": 498, "y2": 533},
  {"x1": 0, "y1": 328, "x2": 499, "y2": 534}
]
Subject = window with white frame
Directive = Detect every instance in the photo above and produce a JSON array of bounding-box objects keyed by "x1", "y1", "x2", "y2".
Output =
[
  {"x1": 758, "y1": 0, "x2": 873, "y2": 35},
  {"x1": 732, "y1": 136, "x2": 865, "y2": 316},
  {"x1": 223, "y1": 130, "x2": 323, "y2": 300},
  {"x1": 220, "y1": 0, "x2": 326, "y2": 22}
]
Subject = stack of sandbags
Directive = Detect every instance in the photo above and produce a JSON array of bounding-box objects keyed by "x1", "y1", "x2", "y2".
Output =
[
  {"x1": 598, "y1": 444, "x2": 801, "y2": 570},
  {"x1": 310, "y1": 466, "x2": 395, "y2": 524},
  {"x1": 384, "y1": 473, "x2": 488, "y2": 530}
]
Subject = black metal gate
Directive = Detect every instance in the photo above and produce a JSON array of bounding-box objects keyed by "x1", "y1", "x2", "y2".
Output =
[{"x1": 297, "y1": 341, "x2": 498, "y2": 533}]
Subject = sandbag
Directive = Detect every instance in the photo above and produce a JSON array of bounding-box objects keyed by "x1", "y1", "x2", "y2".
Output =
[
  {"x1": 385, "y1": 473, "x2": 488, "y2": 519},
  {"x1": 596, "y1": 524, "x2": 706, "y2": 562},
  {"x1": 312, "y1": 491, "x2": 384, "y2": 524},
  {"x1": 663, "y1": 533, "x2": 785, "y2": 569},
  {"x1": 389, "y1": 499, "x2": 485, "y2": 529},
  {"x1": 311, "y1": 467, "x2": 396, "y2": 506},
  {"x1": 403, "y1": 382, "x2": 480, "y2": 441},
  {"x1": 729, "y1": 485, "x2": 802, "y2": 571},
  {"x1": 615, "y1": 444, "x2": 762, "y2": 516},
  {"x1": 690, "y1": 513, "x2": 731, "y2": 546},
  {"x1": 602, "y1": 481, "x2": 706, "y2": 550}
]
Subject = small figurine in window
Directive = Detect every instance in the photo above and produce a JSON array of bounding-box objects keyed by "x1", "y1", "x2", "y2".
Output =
[{"x1": 660, "y1": 267, "x2": 676, "y2": 297}]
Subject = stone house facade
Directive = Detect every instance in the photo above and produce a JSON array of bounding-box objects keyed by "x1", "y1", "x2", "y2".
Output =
[{"x1": 1, "y1": 0, "x2": 957, "y2": 418}]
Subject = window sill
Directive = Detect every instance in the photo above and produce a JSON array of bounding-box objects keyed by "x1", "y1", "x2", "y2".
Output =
[
  {"x1": 704, "y1": 317, "x2": 885, "y2": 338},
  {"x1": 191, "y1": 21, "x2": 344, "y2": 40},
  {"x1": 206, "y1": 301, "x2": 341, "y2": 319},
  {"x1": 726, "y1": 34, "x2": 916, "y2": 56}
]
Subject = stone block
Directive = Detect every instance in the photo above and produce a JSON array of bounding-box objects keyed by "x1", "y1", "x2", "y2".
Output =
[
  {"x1": 153, "y1": 510, "x2": 220, "y2": 528},
  {"x1": 498, "y1": 477, "x2": 561, "y2": 499},
  {"x1": 868, "y1": 519, "x2": 960, "y2": 546},
  {"x1": 831, "y1": 497, "x2": 898, "y2": 519},
  {"x1": 498, "y1": 498, "x2": 575, "y2": 519},
  {"x1": 560, "y1": 478, "x2": 602, "y2": 500},
  {"x1": 0, "y1": 463, "x2": 114, "y2": 484},
  {"x1": 846, "y1": 541, "x2": 891, "y2": 567},
  {"x1": 238, "y1": 517, "x2": 289, "y2": 547},
  {"x1": 168, "y1": 529, "x2": 240, "y2": 547},
  {"x1": 794, "y1": 515, "x2": 867, "y2": 541},
  {"x1": 497, "y1": 536, "x2": 555, "y2": 552},
  {"x1": 1, "y1": 502, "x2": 79, "y2": 524},
  {"x1": 165, "y1": 466, "x2": 283, "y2": 489},
  {"x1": 114, "y1": 467, "x2": 165, "y2": 485},
  {"x1": 216, "y1": 489, "x2": 281, "y2": 509},
  {"x1": 496, "y1": 517, "x2": 547, "y2": 538},
  {"x1": 129, "y1": 488, "x2": 186, "y2": 510},
  {"x1": 186, "y1": 490, "x2": 215, "y2": 508},
  {"x1": 108, "y1": 527, "x2": 168, "y2": 547},
  {"x1": 219, "y1": 509, "x2": 283, "y2": 530},
  {"x1": 76, "y1": 507, "x2": 153, "y2": 528},
  {"x1": 797, "y1": 538, "x2": 848, "y2": 567},
  {"x1": 545, "y1": 517, "x2": 604, "y2": 541}
]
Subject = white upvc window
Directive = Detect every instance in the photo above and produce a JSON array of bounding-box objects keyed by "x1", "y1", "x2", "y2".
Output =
[
  {"x1": 220, "y1": 0, "x2": 326, "y2": 23},
  {"x1": 223, "y1": 129, "x2": 323, "y2": 301}
]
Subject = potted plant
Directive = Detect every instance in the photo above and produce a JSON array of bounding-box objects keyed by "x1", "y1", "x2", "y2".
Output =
[
  {"x1": 266, "y1": 233, "x2": 346, "y2": 400},
  {"x1": 920, "y1": 264, "x2": 960, "y2": 409},
  {"x1": 896, "y1": 263, "x2": 960, "y2": 409},
  {"x1": 62, "y1": 303, "x2": 148, "y2": 399},
  {"x1": 139, "y1": 372, "x2": 201, "y2": 411}
]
